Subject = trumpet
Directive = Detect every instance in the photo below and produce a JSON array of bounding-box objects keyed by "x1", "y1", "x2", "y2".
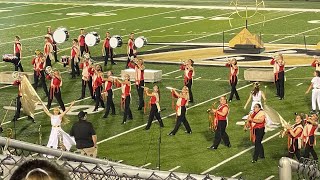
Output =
[{"x1": 12, "y1": 71, "x2": 23, "y2": 80}]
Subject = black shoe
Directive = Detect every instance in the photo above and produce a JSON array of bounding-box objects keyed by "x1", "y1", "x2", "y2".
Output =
[
  {"x1": 121, "y1": 121, "x2": 126, "y2": 125},
  {"x1": 111, "y1": 62, "x2": 117, "y2": 65},
  {"x1": 259, "y1": 156, "x2": 265, "y2": 159},
  {"x1": 225, "y1": 144, "x2": 231, "y2": 148},
  {"x1": 138, "y1": 107, "x2": 142, "y2": 110},
  {"x1": 167, "y1": 133, "x2": 174, "y2": 136},
  {"x1": 103, "y1": 114, "x2": 108, "y2": 118},
  {"x1": 279, "y1": 97, "x2": 283, "y2": 100},
  {"x1": 27, "y1": 116, "x2": 35, "y2": 123},
  {"x1": 93, "y1": 108, "x2": 98, "y2": 112},
  {"x1": 111, "y1": 113, "x2": 116, "y2": 115},
  {"x1": 310, "y1": 110, "x2": 317, "y2": 114},
  {"x1": 251, "y1": 160, "x2": 257, "y2": 163},
  {"x1": 207, "y1": 145, "x2": 217, "y2": 150},
  {"x1": 228, "y1": 99, "x2": 232, "y2": 103},
  {"x1": 185, "y1": 131, "x2": 192, "y2": 134},
  {"x1": 236, "y1": 98, "x2": 240, "y2": 100},
  {"x1": 77, "y1": 97, "x2": 84, "y2": 100}
]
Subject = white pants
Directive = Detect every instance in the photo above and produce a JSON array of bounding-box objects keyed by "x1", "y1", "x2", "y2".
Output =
[{"x1": 312, "y1": 89, "x2": 320, "y2": 110}]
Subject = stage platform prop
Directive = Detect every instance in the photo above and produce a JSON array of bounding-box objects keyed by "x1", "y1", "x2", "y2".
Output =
[
  {"x1": 224, "y1": 28, "x2": 265, "y2": 54},
  {"x1": 244, "y1": 68, "x2": 274, "y2": 82},
  {"x1": 0, "y1": 71, "x2": 34, "y2": 84},
  {"x1": 121, "y1": 69, "x2": 162, "y2": 83}
]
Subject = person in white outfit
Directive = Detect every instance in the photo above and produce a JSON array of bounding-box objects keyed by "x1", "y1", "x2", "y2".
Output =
[
  {"x1": 305, "y1": 71, "x2": 320, "y2": 114},
  {"x1": 244, "y1": 82, "x2": 266, "y2": 111},
  {"x1": 42, "y1": 101, "x2": 76, "y2": 151}
]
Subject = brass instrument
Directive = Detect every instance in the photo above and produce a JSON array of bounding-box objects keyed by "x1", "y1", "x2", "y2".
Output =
[
  {"x1": 207, "y1": 101, "x2": 218, "y2": 131},
  {"x1": 45, "y1": 66, "x2": 53, "y2": 76}
]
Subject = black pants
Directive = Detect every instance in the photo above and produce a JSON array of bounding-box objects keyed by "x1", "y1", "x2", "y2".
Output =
[
  {"x1": 104, "y1": 89, "x2": 115, "y2": 117},
  {"x1": 47, "y1": 88, "x2": 65, "y2": 111},
  {"x1": 136, "y1": 80, "x2": 145, "y2": 109},
  {"x1": 276, "y1": 71, "x2": 285, "y2": 98},
  {"x1": 80, "y1": 79, "x2": 94, "y2": 99},
  {"x1": 229, "y1": 77, "x2": 240, "y2": 101},
  {"x1": 94, "y1": 86, "x2": 105, "y2": 110},
  {"x1": 80, "y1": 45, "x2": 89, "y2": 57},
  {"x1": 289, "y1": 139, "x2": 301, "y2": 160},
  {"x1": 14, "y1": 95, "x2": 22, "y2": 120},
  {"x1": 213, "y1": 120, "x2": 230, "y2": 148},
  {"x1": 104, "y1": 47, "x2": 114, "y2": 65},
  {"x1": 33, "y1": 70, "x2": 49, "y2": 97},
  {"x1": 126, "y1": 49, "x2": 136, "y2": 68},
  {"x1": 304, "y1": 136, "x2": 318, "y2": 160},
  {"x1": 185, "y1": 79, "x2": 193, "y2": 102},
  {"x1": 53, "y1": 44, "x2": 58, "y2": 62},
  {"x1": 170, "y1": 106, "x2": 191, "y2": 135},
  {"x1": 71, "y1": 57, "x2": 80, "y2": 78},
  {"x1": 14, "y1": 53, "x2": 24, "y2": 72},
  {"x1": 253, "y1": 127, "x2": 265, "y2": 161},
  {"x1": 45, "y1": 55, "x2": 51, "y2": 67},
  {"x1": 123, "y1": 96, "x2": 133, "y2": 123},
  {"x1": 145, "y1": 104, "x2": 164, "y2": 130}
]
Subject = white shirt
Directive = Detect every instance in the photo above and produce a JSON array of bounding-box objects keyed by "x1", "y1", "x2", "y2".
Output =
[
  {"x1": 252, "y1": 91, "x2": 262, "y2": 102},
  {"x1": 311, "y1": 77, "x2": 320, "y2": 89}
]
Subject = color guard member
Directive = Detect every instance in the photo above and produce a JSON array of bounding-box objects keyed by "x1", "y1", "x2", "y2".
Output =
[
  {"x1": 303, "y1": 113, "x2": 318, "y2": 160},
  {"x1": 180, "y1": 59, "x2": 194, "y2": 103},
  {"x1": 270, "y1": 54, "x2": 285, "y2": 100},
  {"x1": 44, "y1": 36, "x2": 53, "y2": 67},
  {"x1": 168, "y1": 86, "x2": 192, "y2": 135},
  {"x1": 226, "y1": 58, "x2": 240, "y2": 102},
  {"x1": 102, "y1": 71, "x2": 116, "y2": 119},
  {"x1": 144, "y1": 85, "x2": 164, "y2": 130},
  {"x1": 70, "y1": 39, "x2": 80, "y2": 78},
  {"x1": 47, "y1": 26, "x2": 58, "y2": 62},
  {"x1": 126, "y1": 32, "x2": 136, "y2": 68},
  {"x1": 285, "y1": 114, "x2": 303, "y2": 160},
  {"x1": 207, "y1": 96, "x2": 231, "y2": 149},
  {"x1": 116, "y1": 74, "x2": 133, "y2": 124},
  {"x1": 128, "y1": 58, "x2": 145, "y2": 110},
  {"x1": 47, "y1": 70, "x2": 66, "y2": 111},
  {"x1": 92, "y1": 65, "x2": 105, "y2": 111},
  {"x1": 102, "y1": 32, "x2": 116, "y2": 66},
  {"x1": 305, "y1": 71, "x2": 320, "y2": 114},
  {"x1": 78, "y1": 28, "x2": 89, "y2": 57},
  {"x1": 14, "y1": 36, "x2": 24, "y2": 72},
  {"x1": 32, "y1": 51, "x2": 49, "y2": 97},
  {"x1": 78, "y1": 53, "x2": 94, "y2": 100}
]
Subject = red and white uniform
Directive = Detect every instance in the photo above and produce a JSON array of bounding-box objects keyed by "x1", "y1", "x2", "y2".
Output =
[
  {"x1": 128, "y1": 38, "x2": 134, "y2": 51},
  {"x1": 13, "y1": 80, "x2": 22, "y2": 96},
  {"x1": 79, "y1": 35, "x2": 85, "y2": 47},
  {"x1": 104, "y1": 80, "x2": 113, "y2": 92},
  {"x1": 270, "y1": 58, "x2": 284, "y2": 81},
  {"x1": 81, "y1": 61, "x2": 92, "y2": 81},
  {"x1": 212, "y1": 104, "x2": 229, "y2": 130},
  {"x1": 50, "y1": 76, "x2": 62, "y2": 99},
  {"x1": 248, "y1": 110, "x2": 266, "y2": 142},
  {"x1": 311, "y1": 60, "x2": 320, "y2": 71},
  {"x1": 226, "y1": 63, "x2": 238, "y2": 83},
  {"x1": 32, "y1": 57, "x2": 45, "y2": 76},
  {"x1": 44, "y1": 43, "x2": 53, "y2": 56},
  {"x1": 180, "y1": 64, "x2": 194, "y2": 85},
  {"x1": 104, "y1": 37, "x2": 110, "y2": 48},
  {"x1": 303, "y1": 122, "x2": 318, "y2": 146},
  {"x1": 175, "y1": 97, "x2": 188, "y2": 116},
  {"x1": 128, "y1": 62, "x2": 144, "y2": 85},
  {"x1": 47, "y1": 33, "x2": 54, "y2": 44},
  {"x1": 71, "y1": 45, "x2": 78, "y2": 58},
  {"x1": 121, "y1": 83, "x2": 131, "y2": 98},
  {"x1": 288, "y1": 124, "x2": 303, "y2": 152},
  {"x1": 92, "y1": 73, "x2": 103, "y2": 93},
  {"x1": 14, "y1": 42, "x2": 21, "y2": 54}
]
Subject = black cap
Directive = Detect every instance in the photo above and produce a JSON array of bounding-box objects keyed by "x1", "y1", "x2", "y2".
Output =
[{"x1": 78, "y1": 111, "x2": 87, "y2": 119}]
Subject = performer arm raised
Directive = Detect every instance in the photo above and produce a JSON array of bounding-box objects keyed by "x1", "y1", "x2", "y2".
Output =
[
  {"x1": 244, "y1": 93, "x2": 252, "y2": 109},
  {"x1": 59, "y1": 101, "x2": 75, "y2": 118}
]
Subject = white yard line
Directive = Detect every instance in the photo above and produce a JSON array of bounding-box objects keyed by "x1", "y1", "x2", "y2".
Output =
[
  {"x1": 231, "y1": 172, "x2": 242, "y2": 178},
  {"x1": 194, "y1": 77, "x2": 201, "y2": 80},
  {"x1": 169, "y1": 166, "x2": 181, "y2": 171},
  {"x1": 174, "y1": 76, "x2": 181, "y2": 79},
  {"x1": 265, "y1": 175, "x2": 275, "y2": 180},
  {"x1": 0, "y1": 85, "x2": 13, "y2": 89},
  {"x1": 296, "y1": 83, "x2": 303, "y2": 86},
  {"x1": 162, "y1": 69, "x2": 180, "y2": 76},
  {"x1": 139, "y1": 163, "x2": 151, "y2": 168},
  {"x1": 214, "y1": 78, "x2": 221, "y2": 81},
  {"x1": 0, "y1": 4, "x2": 34, "y2": 10},
  {"x1": 269, "y1": 26, "x2": 320, "y2": 43}
]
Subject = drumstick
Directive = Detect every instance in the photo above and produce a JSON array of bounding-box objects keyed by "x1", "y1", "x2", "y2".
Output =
[{"x1": 0, "y1": 100, "x2": 14, "y2": 132}]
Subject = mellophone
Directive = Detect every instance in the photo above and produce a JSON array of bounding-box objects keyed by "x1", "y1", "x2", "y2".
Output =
[{"x1": 2, "y1": 54, "x2": 19, "y2": 64}]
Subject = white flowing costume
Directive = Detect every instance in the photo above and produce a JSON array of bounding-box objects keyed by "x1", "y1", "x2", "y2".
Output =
[{"x1": 47, "y1": 115, "x2": 75, "y2": 151}]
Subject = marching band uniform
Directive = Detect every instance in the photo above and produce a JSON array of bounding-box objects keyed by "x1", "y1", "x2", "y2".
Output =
[
  {"x1": 306, "y1": 71, "x2": 320, "y2": 113},
  {"x1": 32, "y1": 54, "x2": 49, "y2": 97},
  {"x1": 303, "y1": 118, "x2": 318, "y2": 160},
  {"x1": 287, "y1": 122, "x2": 303, "y2": 160},
  {"x1": 44, "y1": 37, "x2": 53, "y2": 67},
  {"x1": 121, "y1": 77, "x2": 133, "y2": 124},
  {"x1": 14, "y1": 38, "x2": 24, "y2": 72},
  {"x1": 128, "y1": 60, "x2": 145, "y2": 110},
  {"x1": 103, "y1": 75, "x2": 116, "y2": 118},
  {"x1": 92, "y1": 69, "x2": 105, "y2": 111},
  {"x1": 226, "y1": 60, "x2": 240, "y2": 102},
  {"x1": 70, "y1": 42, "x2": 80, "y2": 78},
  {"x1": 47, "y1": 30, "x2": 58, "y2": 62},
  {"x1": 78, "y1": 32, "x2": 89, "y2": 57},
  {"x1": 270, "y1": 56, "x2": 285, "y2": 100},
  {"x1": 126, "y1": 35, "x2": 136, "y2": 68},
  {"x1": 102, "y1": 34, "x2": 116, "y2": 66},
  {"x1": 208, "y1": 98, "x2": 231, "y2": 149},
  {"x1": 168, "y1": 87, "x2": 192, "y2": 135},
  {"x1": 47, "y1": 73, "x2": 66, "y2": 111},
  {"x1": 180, "y1": 60, "x2": 194, "y2": 103},
  {"x1": 145, "y1": 87, "x2": 164, "y2": 130},
  {"x1": 79, "y1": 59, "x2": 94, "y2": 100},
  {"x1": 311, "y1": 58, "x2": 320, "y2": 71}
]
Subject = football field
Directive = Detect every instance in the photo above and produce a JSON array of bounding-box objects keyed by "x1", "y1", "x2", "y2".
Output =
[{"x1": 1, "y1": 0, "x2": 320, "y2": 179}]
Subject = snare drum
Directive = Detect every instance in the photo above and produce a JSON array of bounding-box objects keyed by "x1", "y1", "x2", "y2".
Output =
[
  {"x1": 2, "y1": 54, "x2": 18, "y2": 64},
  {"x1": 60, "y1": 55, "x2": 70, "y2": 67},
  {"x1": 134, "y1": 36, "x2": 147, "y2": 48},
  {"x1": 85, "y1": 32, "x2": 100, "y2": 46},
  {"x1": 110, "y1": 35, "x2": 123, "y2": 48},
  {"x1": 53, "y1": 27, "x2": 69, "y2": 44}
]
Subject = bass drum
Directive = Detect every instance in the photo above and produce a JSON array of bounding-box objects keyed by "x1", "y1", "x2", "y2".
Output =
[
  {"x1": 85, "y1": 32, "x2": 100, "y2": 46},
  {"x1": 134, "y1": 36, "x2": 147, "y2": 48},
  {"x1": 53, "y1": 27, "x2": 69, "y2": 43},
  {"x1": 110, "y1": 35, "x2": 123, "y2": 48}
]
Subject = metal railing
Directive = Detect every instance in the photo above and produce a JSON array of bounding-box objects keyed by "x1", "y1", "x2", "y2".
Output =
[{"x1": 279, "y1": 157, "x2": 320, "y2": 180}]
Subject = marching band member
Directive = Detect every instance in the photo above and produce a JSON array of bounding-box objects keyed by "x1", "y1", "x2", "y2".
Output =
[
  {"x1": 305, "y1": 71, "x2": 320, "y2": 114},
  {"x1": 226, "y1": 58, "x2": 240, "y2": 102},
  {"x1": 128, "y1": 58, "x2": 145, "y2": 110},
  {"x1": 14, "y1": 36, "x2": 24, "y2": 72},
  {"x1": 168, "y1": 86, "x2": 192, "y2": 135},
  {"x1": 44, "y1": 36, "x2": 53, "y2": 67},
  {"x1": 311, "y1": 56, "x2": 320, "y2": 71},
  {"x1": 70, "y1": 39, "x2": 80, "y2": 78},
  {"x1": 180, "y1": 59, "x2": 194, "y2": 103},
  {"x1": 102, "y1": 71, "x2": 116, "y2": 119},
  {"x1": 207, "y1": 96, "x2": 231, "y2": 149},
  {"x1": 116, "y1": 74, "x2": 133, "y2": 124},
  {"x1": 244, "y1": 103, "x2": 265, "y2": 163},
  {"x1": 270, "y1": 54, "x2": 285, "y2": 100},
  {"x1": 285, "y1": 114, "x2": 303, "y2": 160},
  {"x1": 92, "y1": 65, "x2": 105, "y2": 111},
  {"x1": 126, "y1": 32, "x2": 136, "y2": 68},
  {"x1": 144, "y1": 85, "x2": 164, "y2": 130},
  {"x1": 47, "y1": 70, "x2": 66, "y2": 111},
  {"x1": 303, "y1": 113, "x2": 318, "y2": 160},
  {"x1": 78, "y1": 28, "x2": 89, "y2": 57},
  {"x1": 102, "y1": 32, "x2": 116, "y2": 66},
  {"x1": 32, "y1": 51, "x2": 49, "y2": 97},
  {"x1": 42, "y1": 101, "x2": 76, "y2": 151},
  {"x1": 244, "y1": 82, "x2": 266, "y2": 111},
  {"x1": 78, "y1": 53, "x2": 94, "y2": 100},
  {"x1": 47, "y1": 26, "x2": 58, "y2": 62}
]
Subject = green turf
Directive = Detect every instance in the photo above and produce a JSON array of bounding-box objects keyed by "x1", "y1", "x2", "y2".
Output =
[{"x1": 0, "y1": 2, "x2": 320, "y2": 179}]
